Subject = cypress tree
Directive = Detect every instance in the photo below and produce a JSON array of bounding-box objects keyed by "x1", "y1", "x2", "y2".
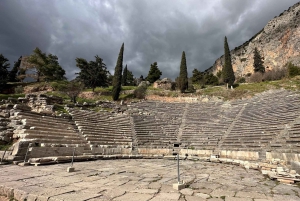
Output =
[
  {"x1": 112, "y1": 43, "x2": 124, "y2": 101},
  {"x1": 222, "y1": 36, "x2": 235, "y2": 89},
  {"x1": 178, "y1": 51, "x2": 188, "y2": 93},
  {"x1": 122, "y1": 64, "x2": 128, "y2": 86},
  {"x1": 253, "y1": 47, "x2": 265, "y2": 73}
]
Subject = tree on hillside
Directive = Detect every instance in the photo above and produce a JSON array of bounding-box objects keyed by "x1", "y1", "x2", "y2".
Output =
[
  {"x1": 178, "y1": 51, "x2": 188, "y2": 93},
  {"x1": 146, "y1": 62, "x2": 162, "y2": 83},
  {"x1": 122, "y1": 64, "x2": 128, "y2": 86},
  {"x1": 61, "y1": 81, "x2": 84, "y2": 103},
  {"x1": 112, "y1": 43, "x2": 124, "y2": 101},
  {"x1": 8, "y1": 56, "x2": 22, "y2": 82},
  {"x1": 127, "y1": 70, "x2": 135, "y2": 86},
  {"x1": 0, "y1": 54, "x2": 10, "y2": 91},
  {"x1": 122, "y1": 65, "x2": 135, "y2": 86},
  {"x1": 191, "y1": 69, "x2": 204, "y2": 84},
  {"x1": 222, "y1": 36, "x2": 235, "y2": 89},
  {"x1": 253, "y1": 47, "x2": 265, "y2": 73},
  {"x1": 76, "y1": 55, "x2": 110, "y2": 92},
  {"x1": 24, "y1": 47, "x2": 66, "y2": 82}
]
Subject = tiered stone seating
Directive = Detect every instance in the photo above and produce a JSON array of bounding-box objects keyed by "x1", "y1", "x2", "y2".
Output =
[
  {"x1": 222, "y1": 90, "x2": 300, "y2": 150},
  {"x1": 130, "y1": 102, "x2": 185, "y2": 148},
  {"x1": 287, "y1": 123, "x2": 300, "y2": 145},
  {"x1": 15, "y1": 111, "x2": 87, "y2": 147},
  {"x1": 11, "y1": 89, "x2": 300, "y2": 156},
  {"x1": 70, "y1": 109, "x2": 133, "y2": 148},
  {"x1": 182, "y1": 101, "x2": 244, "y2": 149}
]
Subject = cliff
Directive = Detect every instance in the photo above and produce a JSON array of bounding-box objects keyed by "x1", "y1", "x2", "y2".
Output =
[{"x1": 207, "y1": 2, "x2": 300, "y2": 77}]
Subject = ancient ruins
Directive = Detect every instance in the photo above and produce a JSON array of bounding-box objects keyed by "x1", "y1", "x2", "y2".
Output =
[{"x1": 1, "y1": 89, "x2": 300, "y2": 200}]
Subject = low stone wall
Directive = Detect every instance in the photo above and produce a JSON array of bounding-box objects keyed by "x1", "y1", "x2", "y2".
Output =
[
  {"x1": 220, "y1": 150, "x2": 259, "y2": 161},
  {"x1": 266, "y1": 152, "x2": 300, "y2": 164},
  {"x1": 138, "y1": 148, "x2": 172, "y2": 155},
  {"x1": 180, "y1": 149, "x2": 213, "y2": 156},
  {"x1": 29, "y1": 147, "x2": 86, "y2": 158},
  {"x1": 91, "y1": 147, "x2": 131, "y2": 155}
]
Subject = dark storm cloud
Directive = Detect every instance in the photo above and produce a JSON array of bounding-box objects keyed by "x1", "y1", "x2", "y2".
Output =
[{"x1": 0, "y1": 0, "x2": 299, "y2": 80}]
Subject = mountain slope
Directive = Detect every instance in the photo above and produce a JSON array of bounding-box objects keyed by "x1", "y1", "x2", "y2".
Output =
[{"x1": 207, "y1": 2, "x2": 300, "y2": 77}]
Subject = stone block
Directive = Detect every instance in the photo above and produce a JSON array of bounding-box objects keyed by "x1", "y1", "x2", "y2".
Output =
[
  {"x1": 67, "y1": 167, "x2": 75, "y2": 172},
  {"x1": 18, "y1": 162, "x2": 30, "y2": 166},
  {"x1": 173, "y1": 183, "x2": 185, "y2": 190},
  {"x1": 277, "y1": 178, "x2": 294, "y2": 184}
]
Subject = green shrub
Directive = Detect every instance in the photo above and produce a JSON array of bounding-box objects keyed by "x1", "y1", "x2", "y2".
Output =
[
  {"x1": 216, "y1": 70, "x2": 222, "y2": 79},
  {"x1": 14, "y1": 85, "x2": 24, "y2": 94},
  {"x1": 287, "y1": 62, "x2": 300, "y2": 77},
  {"x1": 50, "y1": 81, "x2": 69, "y2": 91},
  {"x1": 237, "y1": 77, "x2": 246, "y2": 83},
  {"x1": 134, "y1": 86, "x2": 147, "y2": 99},
  {"x1": 250, "y1": 72, "x2": 263, "y2": 83},
  {"x1": 204, "y1": 74, "x2": 219, "y2": 86},
  {"x1": 263, "y1": 68, "x2": 287, "y2": 81},
  {"x1": 249, "y1": 72, "x2": 263, "y2": 83}
]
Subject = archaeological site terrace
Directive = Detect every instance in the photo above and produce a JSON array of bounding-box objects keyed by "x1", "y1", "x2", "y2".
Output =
[{"x1": 1, "y1": 89, "x2": 300, "y2": 200}]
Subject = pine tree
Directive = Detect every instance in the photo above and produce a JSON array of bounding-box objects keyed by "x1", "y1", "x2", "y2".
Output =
[
  {"x1": 76, "y1": 55, "x2": 109, "y2": 92},
  {"x1": 253, "y1": 47, "x2": 265, "y2": 73},
  {"x1": 222, "y1": 36, "x2": 235, "y2": 89},
  {"x1": 112, "y1": 43, "x2": 124, "y2": 101},
  {"x1": 122, "y1": 64, "x2": 128, "y2": 86},
  {"x1": 126, "y1": 70, "x2": 135, "y2": 86},
  {"x1": 24, "y1": 47, "x2": 65, "y2": 82},
  {"x1": 178, "y1": 51, "x2": 188, "y2": 93},
  {"x1": 146, "y1": 62, "x2": 162, "y2": 83}
]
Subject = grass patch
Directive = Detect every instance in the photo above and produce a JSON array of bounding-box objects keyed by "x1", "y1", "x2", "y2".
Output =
[
  {"x1": 45, "y1": 91, "x2": 69, "y2": 100},
  {"x1": 0, "y1": 94, "x2": 25, "y2": 100},
  {"x1": 122, "y1": 86, "x2": 137, "y2": 90},
  {"x1": 0, "y1": 143, "x2": 12, "y2": 151},
  {"x1": 195, "y1": 77, "x2": 300, "y2": 100},
  {"x1": 53, "y1": 104, "x2": 68, "y2": 114}
]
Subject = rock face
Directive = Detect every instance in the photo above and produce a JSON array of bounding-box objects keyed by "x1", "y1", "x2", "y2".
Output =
[
  {"x1": 153, "y1": 78, "x2": 175, "y2": 90},
  {"x1": 207, "y1": 2, "x2": 300, "y2": 77}
]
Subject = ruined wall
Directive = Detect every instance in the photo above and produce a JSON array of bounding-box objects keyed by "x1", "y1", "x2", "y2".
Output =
[{"x1": 207, "y1": 2, "x2": 300, "y2": 77}]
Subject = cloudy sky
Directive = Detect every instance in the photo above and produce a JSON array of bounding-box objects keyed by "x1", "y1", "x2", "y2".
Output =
[{"x1": 0, "y1": 0, "x2": 299, "y2": 80}]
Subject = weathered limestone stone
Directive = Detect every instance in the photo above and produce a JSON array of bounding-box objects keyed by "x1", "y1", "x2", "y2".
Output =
[
  {"x1": 195, "y1": 192, "x2": 210, "y2": 199},
  {"x1": 151, "y1": 192, "x2": 180, "y2": 201},
  {"x1": 180, "y1": 188, "x2": 194, "y2": 196},
  {"x1": 13, "y1": 104, "x2": 31, "y2": 111},
  {"x1": 114, "y1": 193, "x2": 153, "y2": 201},
  {"x1": 210, "y1": 189, "x2": 235, "y2": 198},
  {"x1": 153, "y1": 78, "x2": 175, "y2": 90},
  {"x1": 131, "y1": 189, "x2": 158, "y2": 194}
]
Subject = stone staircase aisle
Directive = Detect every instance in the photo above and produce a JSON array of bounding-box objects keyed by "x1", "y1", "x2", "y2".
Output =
[
  {"x1": 217, "y1": 103, "x2": 247, "y2": 150},
  {"x1": 177, "y1": 103, "x2": 189, "y2": 144},
  {"x1": 129, "y1": 116, "x2": 138, "y2": 154}
]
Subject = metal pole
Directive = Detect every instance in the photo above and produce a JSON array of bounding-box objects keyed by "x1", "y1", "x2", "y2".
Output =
[
  {"x1": 177, "y1": 154, "x2": 180, "y2": 183},
  {"x1": 71, "y1": 147, "x2": 75, "y2": 167},
  {"x1": 24, "y1": 143, "x2": 32, "y2": 163}
]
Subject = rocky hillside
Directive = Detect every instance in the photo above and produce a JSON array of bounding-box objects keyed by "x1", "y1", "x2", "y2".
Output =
[{"x1": 207, "y1": 2, "x2": 300, "y2": 77}]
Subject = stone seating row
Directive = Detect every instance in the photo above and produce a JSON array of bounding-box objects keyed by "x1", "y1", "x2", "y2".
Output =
[
  {"x1": 70, "y1": 110, "x2": 133, "y2": 148},
  {"x1": 15, "y1": 111, "x2": 87, "y2": 147}
]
